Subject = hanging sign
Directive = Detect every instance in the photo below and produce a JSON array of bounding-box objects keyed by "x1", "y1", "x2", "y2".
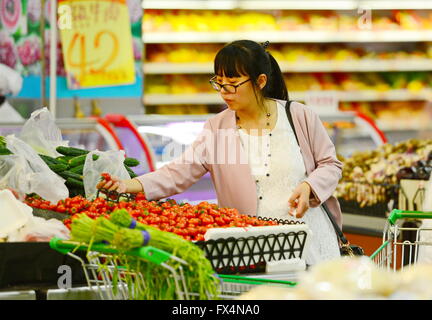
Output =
[{"x1": 58, "y1": 0, "x2": 135, "y2": 89}]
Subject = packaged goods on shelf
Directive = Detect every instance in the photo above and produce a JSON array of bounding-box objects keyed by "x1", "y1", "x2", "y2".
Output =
[{"x1": 335, "y1": 139, "x2": 432, "y2": 216}]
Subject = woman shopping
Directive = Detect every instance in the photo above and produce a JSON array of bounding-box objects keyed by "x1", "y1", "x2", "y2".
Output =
[{"x1": 98, "y1": 40, "x2": 343, "y2": 265}]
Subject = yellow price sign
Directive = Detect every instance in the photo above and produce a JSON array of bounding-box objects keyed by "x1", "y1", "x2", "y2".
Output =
[{"x1": 58, "y1": 0, "x2": 135, "y2": 89}]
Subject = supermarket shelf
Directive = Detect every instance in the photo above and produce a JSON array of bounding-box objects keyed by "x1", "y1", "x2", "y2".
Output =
[
  {"x1": 142, "y1": 0, "x2": 432, "y2": 10},
  {"x1": 144, "y1": 59, "x2": 432, "y2": 74},
  {"x1": 143, "y1": 30, "x2": 432, "y2": 44},
  {"x1": 355, "y1": 0, "x2": 432, "y2": 10},
  {"x1": 143, "y1": 0, "x2": 239, "y2": 10},
  {"x1": 144, "y1": 89, "x2": 432, "y2": 105},
  {"x1": 144, "y1": 93, "x2": 225, "y2": 105}
]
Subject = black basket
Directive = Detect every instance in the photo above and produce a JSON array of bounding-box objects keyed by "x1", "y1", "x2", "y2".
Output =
[{"x1": 195, "y1": 218, "x2": 308, "y2": 275}]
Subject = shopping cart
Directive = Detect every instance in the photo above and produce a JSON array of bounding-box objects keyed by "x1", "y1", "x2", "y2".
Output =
[
  {"x1": 370, "y1": 209, "x2": 432, "y2": 271},
  {"x1": 50, "y1": 238, "x2": 296, "y2": 300}
]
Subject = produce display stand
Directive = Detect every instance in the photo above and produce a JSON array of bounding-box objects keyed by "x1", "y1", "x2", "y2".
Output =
[
  {"x1": 0, "y1": 242, "x2": 88, "y2": 300},
  {"x1": 49, "y1": 238, "x2": 296, "y2": 300},
  {"x1": 371, "y1": 209, "x2": 432, "y2": 270}
]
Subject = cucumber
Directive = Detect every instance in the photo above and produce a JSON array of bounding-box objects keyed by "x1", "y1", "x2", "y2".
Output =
[
  {"x1": 39, "y1": 154, "x2": 61, "y2": 165},
  {"x1": 57, "y1": 156, "x2": 74, "y2": 164},
  {"x1": 65, "y1": 177, "x2": 84, "y2": 189},
  {"x1": 48, "y1": 163, "x2": 68, "y2": 173},
  {"x1": 125, "y1": 165, "x2": 137, "y2": 178},
  {"x1": 0, "y1": 148, "x2": 12, "y2": 155},
  {"x1": 0, "y1": 136, "x2": 5, "y2": 148},
  {"x1": 69, "y1": 154, "x2": 99, "y2": 167},
  {"x1": 69, "y1": 164, "x2": 84, "y2": 174},
  {"x1": 58, "y1": 171, "x2": 83, "y2": 181},
  {"x1": 69, "y1": 188, "x2": 85, "y2": 197},
  {"x1": 56, "y1": 146, "x2": 89, "y2": 157},
  {"x1": 124, "y1": 157, "x2": 140, "y2": 167}
]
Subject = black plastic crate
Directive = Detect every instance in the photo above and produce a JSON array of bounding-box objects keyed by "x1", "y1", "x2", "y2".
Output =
[{"x1": 195, "y1": 218, "x2": 308, "y2": 274}]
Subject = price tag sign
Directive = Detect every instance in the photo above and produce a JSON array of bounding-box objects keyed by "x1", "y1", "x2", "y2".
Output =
[
  {"x1": 58, "y1": 0, "x2": 135, "y2": 89},
  {"x1": 304, "y1": 90, "x2": 339, "y2": 115}
]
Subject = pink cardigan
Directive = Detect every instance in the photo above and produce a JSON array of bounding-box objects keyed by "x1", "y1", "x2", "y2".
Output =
[{"x1": 136, "y1": 100, "x2": 344, "y2": 229}]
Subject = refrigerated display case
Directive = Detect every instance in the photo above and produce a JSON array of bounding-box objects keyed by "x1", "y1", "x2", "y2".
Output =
[{"x1": 0, "y1": 118, "x2": 122, "y2": 153}]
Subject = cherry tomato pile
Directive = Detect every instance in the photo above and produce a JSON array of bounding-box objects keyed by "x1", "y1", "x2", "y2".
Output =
[{"x1": 25, "y1": 194, "x2": 278, "y2": 241}]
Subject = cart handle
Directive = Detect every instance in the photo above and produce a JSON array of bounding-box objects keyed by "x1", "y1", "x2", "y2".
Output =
[
  {"x1": 388, "y1": 209, "x2": 432, "y2": 225},
  {"x1": 218, "y1": 274, "x2": 297, "y2": 287},
  {"x1": 50, "y1": 237, "x2": 172, "y2": 265}
]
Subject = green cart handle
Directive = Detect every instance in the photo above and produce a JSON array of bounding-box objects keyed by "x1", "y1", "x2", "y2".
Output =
[
  {"x1": 50, "y1": 237, "x2": 172, "y2": 265},
  {"x1": 218, "y1": 274, "x2": 297, "y2": 287},
  {"x1": 388, "y1": 209, "x2": 432, "y2": 225}
]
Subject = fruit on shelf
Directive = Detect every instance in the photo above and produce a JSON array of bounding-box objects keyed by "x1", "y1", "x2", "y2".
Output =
[
  {"x1": 143, "y1": 10, "x2": 432, "y2": 33},
  {"x1": 146, "y1": 43, "x2": 432, "y2": 68},
  {"x1": 145, "y1": 72, "x2": 432, "y2": 99},
  {"x1": 307, "y1": 12, "x2": 339, "y2": 31}
]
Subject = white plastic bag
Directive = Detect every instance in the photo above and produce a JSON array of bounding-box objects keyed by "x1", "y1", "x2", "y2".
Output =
[
  {"x1": 0, "y1": 135, "x2": 69, "y2": 203},
  {"x1": 7, "y1": 216, "x2": 70, "y2": 242},
  {"x1": 0, "y1": 189, "x2": 70, "y2": 242},
  {"x1": 0, "y1": 189, "x2": 33, "y2": 238},
  {"x1": 19, "y1": 107, "x2": 68, "y2": 157},
  {"x1": 83, "y1": 150, "x2": 130, "y2": 200}
]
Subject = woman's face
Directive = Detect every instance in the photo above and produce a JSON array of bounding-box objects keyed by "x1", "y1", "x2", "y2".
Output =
[{"x1": 215, "y1": 73, "x2": 257, "y2": 111}]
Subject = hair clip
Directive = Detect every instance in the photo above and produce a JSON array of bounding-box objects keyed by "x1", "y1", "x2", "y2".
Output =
[{"x1": 262, "y1": 41, "x2": 270, "y2": 49}]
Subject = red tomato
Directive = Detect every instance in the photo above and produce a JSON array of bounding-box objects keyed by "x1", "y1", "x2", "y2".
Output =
[
  {"x1": 200, "y1": 214, "x2": 214, "y2": 225},
  {"x1": 101, "y1": 173, "x2": 112, "y2": 182}
]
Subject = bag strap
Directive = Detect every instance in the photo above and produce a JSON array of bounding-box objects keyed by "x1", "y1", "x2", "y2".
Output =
[
  {"x1": 284, "y1": 100, "x2": 350, "y2": 247},
  {"x1": 284, "y1": 100, "x2": 299, "y2": 146}
]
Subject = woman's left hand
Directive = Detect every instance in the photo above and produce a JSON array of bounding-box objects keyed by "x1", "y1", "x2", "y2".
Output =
[{"x1": 288, "y1": 182, "x2": 312, "y2": 218}]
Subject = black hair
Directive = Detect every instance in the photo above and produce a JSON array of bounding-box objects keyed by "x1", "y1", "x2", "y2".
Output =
[
  {"x1": 0, "y1": 96, "x2": 5, "y2": 106},
  {"x1": 214, "y1": 40, "x2": 288, "y2": 104}
]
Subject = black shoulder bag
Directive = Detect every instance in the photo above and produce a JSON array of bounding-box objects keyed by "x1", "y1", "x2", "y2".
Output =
[{"x1": 284, "y1": 100, "x2": 364, "y2": 257}]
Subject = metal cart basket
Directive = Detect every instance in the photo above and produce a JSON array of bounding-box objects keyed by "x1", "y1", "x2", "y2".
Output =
[
  {"x1": 50, "y1": 238, "x2": 296, "y2": 300},
  {"x1": 370, "y1": 209, "x2": 432, "y2": 271}
]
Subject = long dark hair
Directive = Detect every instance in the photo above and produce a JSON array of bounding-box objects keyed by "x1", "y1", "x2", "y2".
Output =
[{"x1": 214, "y1": 40, "x2": 288, "y2": 106}]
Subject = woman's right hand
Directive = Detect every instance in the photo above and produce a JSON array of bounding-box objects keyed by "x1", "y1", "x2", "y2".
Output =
[{"x1": 96, "y1": 175, "x2": 144, "y2": 194}]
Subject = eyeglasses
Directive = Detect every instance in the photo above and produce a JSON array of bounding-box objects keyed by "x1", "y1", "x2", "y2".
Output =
[{"x1": 209, "y1": 76, "x2": 251, "y2": 94}]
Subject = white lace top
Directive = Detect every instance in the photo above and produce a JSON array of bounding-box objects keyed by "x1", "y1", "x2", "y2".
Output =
[{"x1": 238, "y1": 100, "x2": 340, "y2": 265}]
